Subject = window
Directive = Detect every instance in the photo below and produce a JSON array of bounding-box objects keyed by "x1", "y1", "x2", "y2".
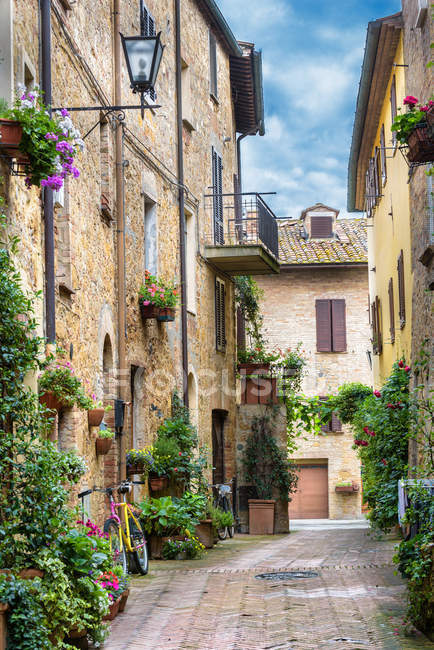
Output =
[
  {"x1": 388, "y1": 278, "x2": 395, "y2": 344},
  {"x1": 209, "y1": 30, "x2": 218, "y2": 99},
  {"x1": 100, "y1": 116, "x2": 112, "y2": 221},
  {"x1": 185, "y1": 208, "x2": 196, "y2": 313},
  {"x1": 144, "y1": 197, "x2": 157, "y2": 274},
  {"x1": 397, "y1": 250, "x2": 406, "y2": 328},
  {"x1": 365, "y1": 148, "x2": 382, "y2": 217},
  {"x1": 390, "y1": 75, "x2": 397, "y2": 147},
  {"x1": 311, "y1": 216, "x2": 333, "y2": 238},
  {"x1": 55, "y1": 177, "x2": 74, "y2": 297},
  {"x1": 215, "y1": 278, "x2": 226, "y2": 351},
  {"x1": 380, "y1": 124, "x2": 387, "y2": 185},
  {"x1": 320, "y1": 397, "x2": 342, "y2": 433},
  {"x1": 315, "y1": 299, "x2": 346, "y2": 352},
  {"x1": 371, "y1": 296, "x2": 382, "y2": 354},
  {"x1": 212, "y1": 147, "x2": 224, "y2": 244},
  {"x1": 141, "y1": 3, "x2": 156, "y2": 102}
]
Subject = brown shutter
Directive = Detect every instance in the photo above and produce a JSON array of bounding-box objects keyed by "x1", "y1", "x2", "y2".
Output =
[
  {"x1": 212, "y1": 148, "x2": 224, "y2": 244},
  {"x1": 221, "y1": 281, "x2": 226, "y2": 349},
  {"x1": 331, "y1": 413, "x2": 342, "y2": 432},
  {"x1": 380, "y1": 125, "x2": 387, "y2": 183},
  {"x1": 388, "y1": 278, "x2": 395, "y2": 344},
  {"x1": 209, "y1": 30, "x2": 217, "y2": 97},
  {"x1": 319, "y1": 396, "x2": 331, "y2": 433},
  {"x1": 331, "y1": 299, "x2": 346, "y2": 352},
  {"x1": 316, "y1": 300, "x2": 332, "y2": 352},
  {"x1": 397, "y1": 250, "x2": 406, "y2": 328},
  {"x1": 311, "y1": 216, "x2": 333, "y2": 238},
  {"x1": 375, "y1": 296, "x2": 382, "y2": 354},
  {"x1": 215, "y1": 278, "x2": 222, "y2": 350},
  {"x1": 390, "y1": 75, "x2": 397, "y2": 146},
  {"x1": 374, "y1": 147, "x2": 381, "y2": 203},
  {"x1": 371, "y1": 300, "x2": 378, "y2": 353}
]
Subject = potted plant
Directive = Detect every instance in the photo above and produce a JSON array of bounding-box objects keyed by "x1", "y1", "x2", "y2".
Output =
[
  {"x1": 95, "y1": 428, "x2": 115, "y2": 456},
  {"x1": 148, "y1": 436, "x2": 182, "y2": 491},
  {"x1": 243, "y1": 413, "x2": 298, "y2": 535},
  {"x1": 138, "y1": 270, "x2": 179, "y2": 322},
  {"x1": 0, "y1": 89, "x2": 83, "y2": 188},
  {"x1": 95, "y1": 570, "x2": 123, "y2": 620},
  {"x1": 138, "y1": 496, "x2": 199, "y2": 559},
  {"x1": 126, "y1": 447, "x2": 155, "y2": 476},
  {"x1": 39, "y1": 360, "x2": 93, "y2": 413},
  {"x1": 161, "y1": 534, "x2": 205, "y2": 560},
  {"x1": 111, "y1": 566, "x2": 130, "y2": 612},
  {"x1": 391, "y1": 96, "x2": 434, "y2": 164},
  {"x1": 335, "y1": 481, "x2": 359, "y2": 494},
  {"x1": 237, "y1": 345, "x2": 279, "y2": 374},
  {"x1": 87, "y1": 395, "x2": 112, "y2": 427}
]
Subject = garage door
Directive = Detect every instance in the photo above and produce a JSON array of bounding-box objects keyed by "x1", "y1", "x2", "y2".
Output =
[{"x1": 289, "y1": 464, "x2": 329, "y2": 519}]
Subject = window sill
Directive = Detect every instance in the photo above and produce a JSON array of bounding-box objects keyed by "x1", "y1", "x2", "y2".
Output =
[{"x1": 315, "y1": 350, "x2": 348, "y2": 354}]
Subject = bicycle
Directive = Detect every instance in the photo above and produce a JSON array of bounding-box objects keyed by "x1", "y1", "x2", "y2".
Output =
[
  {"x1": 211, "y1": 481, "x2": 235, "y2": 540},
  {"x1": 79, "y1": 480, "x2": 148, "y2": 575}
]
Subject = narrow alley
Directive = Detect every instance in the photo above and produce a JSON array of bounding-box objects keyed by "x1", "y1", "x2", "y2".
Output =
[{"x1": 105, "y1": 525, "x2": 433, "y2": 650}]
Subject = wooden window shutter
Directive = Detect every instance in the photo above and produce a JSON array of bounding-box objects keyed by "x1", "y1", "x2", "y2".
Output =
[
  {"x1": 331, "y1": 299, "x2": 346, "y2": 352},
  {"x1": 212, "y1": 148, "x2": 224, "y2": 244},
  {"x1": 388, "y1": 278, "x2": 395, "y2": 343},
  {"x1": 319, "y1": 396, "x2": 331, "y2": 433},
  {"x1": 390, "y1": 75, "x2": 397, "y2": 146},
  {"x1": 209, "y1": 31, "x2": 218, "y2": 98},
  {"x1": 373, "y1": 147, "x2": 381, "y2": 203},
  {"x1": 215, "y1": 278, "x2": 226, "y2": 351},
  {"x1": 380, "y1": 125, "x2": 387, "y2": 183},
  {"x1": 316, "y1": 300, "x2": 332, "y2": 352},
  {"x1": 371, "y1": 300, "x2": 378, "y2": 353},
  {"x1": 397, "y1": 250, "x2": 406, "y2": 328},
  {"x1": 311, "y1": 216, "x2": 333, "y2": 238},
  {"x1": 331, "y1": 413, "x2": 342, "y2": 432},
  {"x1": 375, "y1": 296, "x2": 382, "y2": 354}
]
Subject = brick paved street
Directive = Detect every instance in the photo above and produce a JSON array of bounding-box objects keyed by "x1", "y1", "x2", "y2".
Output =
[{"x1": 105, "y1": 528, "x2": 433, "y2": 650}]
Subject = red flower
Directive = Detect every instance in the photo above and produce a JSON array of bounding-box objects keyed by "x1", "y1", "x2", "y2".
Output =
[
  {"x1": 368, "y1": 430, "x2": 376, "y2": 437},
  {"x1": 174, "y1": 467, "x2": 178, "y2": 472},
  {"x1": 398, "y1": 360, "x2": 404, "y2": 368},
  {"x1": 363, "y1": 426, "x2": 370, "y2": 434},
  {"x1": 178, "y1": 451, "x2": 182, "y2": 456},
  {"x1": 373, "y1": 390, "x2": 381, "y2": 398},
  {"x1": 387, "y1": 403, "x2": 394, "y2": 409},
  {"x1": 354, "y1": 440, "x2": 362, "y2": 446},
  {"x1": 403, "y1": 95, "x2": 418, "y2": 107},
  {"x1": 404, "y1": 366, "x2": 410, "y2": 373},
  {"x1": 381, "y1": 459, "x2": 387, "y2": 466},
  {"x1": 361, "y1": 440, "x2": 369, "y2": 447}
]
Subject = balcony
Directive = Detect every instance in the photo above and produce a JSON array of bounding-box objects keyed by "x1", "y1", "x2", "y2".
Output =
[{"x1": 204, "y1": 192, "x2": 280, "y2": 275}]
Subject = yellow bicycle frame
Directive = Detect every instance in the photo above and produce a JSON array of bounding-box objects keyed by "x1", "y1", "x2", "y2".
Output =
[{"x1": 110, "y1": 501, "x2": 144, "y2": 554}]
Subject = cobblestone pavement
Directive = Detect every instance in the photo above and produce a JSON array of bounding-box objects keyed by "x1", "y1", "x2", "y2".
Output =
[{"x1": 104, "y1": 528, "x2": 433, "y2": 650}]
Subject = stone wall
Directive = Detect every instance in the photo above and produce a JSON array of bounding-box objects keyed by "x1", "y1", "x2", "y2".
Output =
[
  {"x1": 257, "y1": 266, "x2": 371, "y2": 519},
  {"x1": 3, "y1": 0, "x2": 243, "y2": 524},
  {"x1": 401, "y1": 0, "x2": 434, "y2": 470}
]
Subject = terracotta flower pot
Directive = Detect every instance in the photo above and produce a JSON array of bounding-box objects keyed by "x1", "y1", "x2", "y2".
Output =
[
  {"x1": 248, "y1": 499, "x2": 275, "y2": 535},
  {"x1": 102, "y1": 596, "x2": 121, "y2": 621},
  {"x1": 195, "y1": 519, "x2": 214, "y2": 548},
  {"x1": 65, "y1": 627, "x2": 88, "y2": 649},
  {"x1": 149, "y1": 535, "x2": 184, "y2": 559},
  {"x1": 95, "y1": 437, "x2": 113, "y2": 456},
  {"x1": 39, "y1": 391, "x2": 65, "y2": 413},
  {"x1": 238, "y1": 362, "x2": 270, "y2": 375},
  {"x1": 87, "y1": 408, "x2": 105, "y2": 427},
  {"x1": 149, "y1": 475, "x2": 169, "y2": 492},
  {"x1": 127, "y1": 462, "x2": 145, "y2": 476},
  {"x1": 0, "y1": 119, "x2": 28, "y2": 159},
  {"x1": 18, "y1": 568, "x2": 44, "y2": 579},
  {"x1": 118, "y1": 589, "x2": 130, "y2": 613}
]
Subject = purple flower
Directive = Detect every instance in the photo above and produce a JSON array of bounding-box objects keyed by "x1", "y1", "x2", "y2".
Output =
[
  {"x1": 21, "y1": 93, "x2": 27, "y2": 101},
  {"x1": 72, "y1": 167, "x2": 80, "y2": 178},
  {"x1": 27, "y1": 93, "x2": 35, "y2": 102},
  {"x1": 56, "y1": 140, "x2": 74, "y2": 155},
  {"x1": 60, "y1": 108, "x2": 70, "y2": 117},
  {"x1": 24, "y1": 176, "x2": 32, "y2": 189},
  {"x1": 45, "y1": 132, "x2": 58, "y2": 141},
  {"x1": 41, "y1": 175, "x2": 64, "y2": 191}
]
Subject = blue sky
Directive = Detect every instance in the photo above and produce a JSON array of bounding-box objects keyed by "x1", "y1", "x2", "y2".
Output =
[{"x1": 217, "y1": 0, "x2": 399, "y2": 218}]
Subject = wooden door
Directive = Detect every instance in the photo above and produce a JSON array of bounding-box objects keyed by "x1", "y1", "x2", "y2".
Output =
[
  {"x1": 212, "y1": 410, "x2": 226, "y2": 485},
  {"x1": 289, "y1": 464, "x2": 329, "y2": 519}
]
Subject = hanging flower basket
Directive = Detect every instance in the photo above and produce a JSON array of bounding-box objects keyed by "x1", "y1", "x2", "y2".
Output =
[
  {"x1": 95, "y1": 437, "x2": 113, "y2": 456},
  {"x1": 87, "y1": 408, "x2": 105, "y2": 427},
  {"x1": 149, "y1": 474, "x2": 169, "y2": 492},
  {"x1": 335, "y1": 483, "x2": 359, "y2": 493},
  {"x1": 139, "y1": 301, "x2": 175, "y2": 322},
  {"x1": 39, "y1": 391, "x2": 65, "y2": 413},
  {"x1": 0, "y1": 119, "x2": 29, "y2": 161},
  {"x1": 127, "y1": 462, "x2": 145, "y2": 476},
  {"x1": 407, "y1": 122, "x2": 434, "y2": 163}
]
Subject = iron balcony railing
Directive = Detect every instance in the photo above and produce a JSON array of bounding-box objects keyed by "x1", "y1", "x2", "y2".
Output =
[{"x1": 204, "y1": 192, "x2": 279, "y2": 260}]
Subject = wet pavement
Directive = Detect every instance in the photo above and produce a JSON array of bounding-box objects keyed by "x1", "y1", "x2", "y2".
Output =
[{"x1": 104, "y1": 526, "x2": 433, "y2": 649}]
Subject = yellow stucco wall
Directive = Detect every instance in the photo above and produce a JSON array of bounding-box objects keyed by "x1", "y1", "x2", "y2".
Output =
[{"x1": 368, "y1": 35, "x2": 412, "y2": 387}]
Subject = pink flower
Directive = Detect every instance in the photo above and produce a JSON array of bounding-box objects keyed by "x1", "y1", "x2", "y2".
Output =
[
  {"x1": 403, "y1": 95, "x2": 418, "y2": 107},
  {"x1": 373, "y1": 390, "x2": 381, "y2": 398},
  {"x1": 404, "y1": 366, "x2": 410, "y2": 373},
  {"x1": 143, "y1": 300, "x2": 150, "y2": 306}
]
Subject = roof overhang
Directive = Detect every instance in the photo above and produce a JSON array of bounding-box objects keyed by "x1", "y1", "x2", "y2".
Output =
[
  {"x1": 280, "y1": 262, "x2": 369, "y2": 270},
  {"x1": 230, "y1": 42, "x2": 265, "y2": 135},
  {"x1": 347, "y1": 12, "x2": 402, "y2": 212},
  {"x1": 197, "y1": 0, "x2": 243, "y2": 57}
]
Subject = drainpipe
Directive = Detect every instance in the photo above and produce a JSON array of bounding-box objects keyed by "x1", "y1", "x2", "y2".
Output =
[
  {"x1": 40, "y1": 0, "x2": 56, "y2": 349},
  {"x1": 114, "y1": 0, "x2": 127, "y2": 481},
  {"x1": 175, "y1": 0, "x2": 189, "y2": 407}
]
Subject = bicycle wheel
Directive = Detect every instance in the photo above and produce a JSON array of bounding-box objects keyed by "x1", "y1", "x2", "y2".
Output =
[
  {"x1": 128, "y1": 515, "x2": 149, "y2": 575},
  {"x1": 104, "y1": 518, "x2": 128, "y2": 574},
  {"x1": 215, "y1": 496, "x2": 228, "y2": 540},
  {"x1": 228, "y1": 523, "x2": 235, "y2": 538}
]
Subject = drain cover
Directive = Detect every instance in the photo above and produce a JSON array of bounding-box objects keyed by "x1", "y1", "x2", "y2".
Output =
[{"x1": 255, "y1": 571, "x2": 319, "y2": 580}]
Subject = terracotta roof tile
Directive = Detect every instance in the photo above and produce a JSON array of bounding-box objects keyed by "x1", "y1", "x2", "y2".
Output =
[{"x1": 278, "y1": 218, "x2": 368, "y2": 265}]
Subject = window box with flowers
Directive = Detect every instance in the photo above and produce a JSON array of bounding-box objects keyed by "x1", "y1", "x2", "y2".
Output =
[
  {"x1": 138, "y1": 271, "x2": 179, "y2": 323},
  {"x1": 392, "y1": 96, "x2": 434, "y2": 164},
  {"x1": 335, "y1": 481, "x2": 359, "y2": 494},
  {"x1": 38, "y1": 360, "x2": 93, "y2": 413},
  {"x1": 126, "y1": 447, "x2": 155, "y2": 476},
  {"x1": 0, "y1": 89, "x2": 83, "y2": 188}
]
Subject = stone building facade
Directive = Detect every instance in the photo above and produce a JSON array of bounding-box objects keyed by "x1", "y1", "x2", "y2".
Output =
[
  {"x1": 0, "y1": 0, "x2": 275, "y2": 522},
  {"x1": 257, "y1": 204, "x2": 371, "y2": 520}
]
